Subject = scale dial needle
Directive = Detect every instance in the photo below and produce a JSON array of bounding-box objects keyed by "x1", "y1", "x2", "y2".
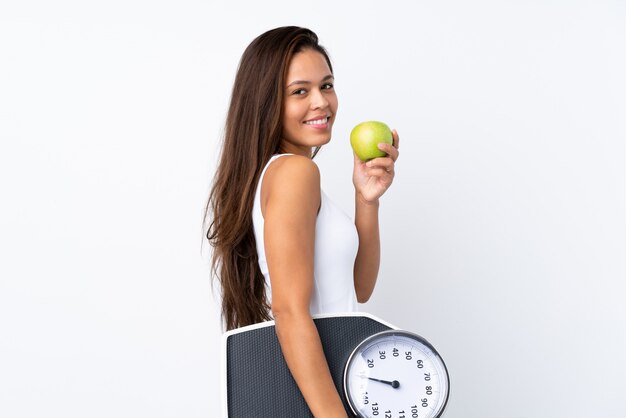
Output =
[{"x1": 367, "y1": 377, "x2": 400, "y2": 389}]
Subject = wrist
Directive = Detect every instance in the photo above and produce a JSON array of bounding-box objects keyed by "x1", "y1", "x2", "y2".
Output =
[{"x1": 356, "y1": 192, "x2": 380, "y2": 208}]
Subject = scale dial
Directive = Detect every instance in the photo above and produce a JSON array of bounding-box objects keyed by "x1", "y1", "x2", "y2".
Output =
[{"x1": 343, "y1": 330, "x2": 449, "y2": 418}]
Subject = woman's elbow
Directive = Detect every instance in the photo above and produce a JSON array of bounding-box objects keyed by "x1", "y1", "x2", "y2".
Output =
[
  {"x1": 355, "y1": 288, "x2": 373, "y2": 304},
  {"x1": 272, "y1": 303, "x2": 310, "y2": 327}
]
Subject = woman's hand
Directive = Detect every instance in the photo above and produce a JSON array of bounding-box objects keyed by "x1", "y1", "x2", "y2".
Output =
[{"x1": 352, "y1": 129, "x2": 400, "y2": 203}]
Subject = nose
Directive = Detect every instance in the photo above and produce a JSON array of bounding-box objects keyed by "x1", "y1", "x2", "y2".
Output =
[{"x1": 310, "y1": 88, "x2": 329, "y2": 110}]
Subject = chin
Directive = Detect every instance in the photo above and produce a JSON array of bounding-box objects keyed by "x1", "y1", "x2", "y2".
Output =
[
  {"x1": 312, "y1": 127, "x2": 333, "y2": 143},
  {"x1": 315, "y1": 135, "x2": 332, "y2": 147}
]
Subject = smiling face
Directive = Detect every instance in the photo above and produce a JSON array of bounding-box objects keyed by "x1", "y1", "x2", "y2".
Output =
[{"x1": 280, "y1": 48, "x2": 338, "y2": 157}]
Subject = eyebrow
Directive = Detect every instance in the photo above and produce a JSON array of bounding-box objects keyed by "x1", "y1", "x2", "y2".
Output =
[{"x1": 287, "y1": 74, "x2": 334, "y2": 88}]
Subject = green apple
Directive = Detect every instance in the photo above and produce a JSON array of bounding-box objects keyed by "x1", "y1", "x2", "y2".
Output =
[{"x1": 350, "y1": 121, "x2": 393, "y2": 161}]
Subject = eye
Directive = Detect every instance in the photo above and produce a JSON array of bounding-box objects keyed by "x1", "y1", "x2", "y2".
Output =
[
  {"x1": 322, "y1": 83, "x2": 334, "y2": 90},
  {"x1": 292, "y1": 88, "x2": 307, "y2": 95}
]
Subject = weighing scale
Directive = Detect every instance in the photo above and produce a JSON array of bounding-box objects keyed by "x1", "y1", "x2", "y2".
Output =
[{"x1": 222, "y1": 312, "x2": 449, "y2": 417}]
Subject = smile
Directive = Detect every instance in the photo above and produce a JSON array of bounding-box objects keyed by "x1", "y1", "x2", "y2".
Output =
[{"x1": 304, "y1": 117, "x2": 330, "y2": 126}]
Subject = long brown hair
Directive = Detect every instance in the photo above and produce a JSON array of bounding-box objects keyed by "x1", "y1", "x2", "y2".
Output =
[{"x1": 203, "y1": 27, "x2": 334, "y2": 330}]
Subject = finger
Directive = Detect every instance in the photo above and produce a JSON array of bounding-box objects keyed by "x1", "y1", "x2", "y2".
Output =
[
  {"x1": 378, "y1": 143, "x2": 399, "y2": 162},
  {"x1": 366, "y1": 158, "x2": 395, "y2": 178},
  {"x1": 366, "y1": 157, "x2": 394, "y2": 172},
  {"x1": 392, "y1": 129, "x2": 400, "y2": 149},
  {"x1": 366, "y1": 167, "x2": 393, "y2": 178}
]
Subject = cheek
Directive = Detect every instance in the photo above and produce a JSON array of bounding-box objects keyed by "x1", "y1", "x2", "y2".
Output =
[
  {"x1": 285, "y1": 102, "x2": 305, "y2": 126},
  {"x1": 283, "y1": 103, "x2": 301, "y2": 136},
  {"x1": 329, "y1": 93, "x2": 339, "y2": 113}
]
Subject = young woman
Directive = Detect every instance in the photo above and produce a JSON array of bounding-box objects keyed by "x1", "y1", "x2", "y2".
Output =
[{"x1": 205, "y1": 26, "x2": 399, "y2": 417}]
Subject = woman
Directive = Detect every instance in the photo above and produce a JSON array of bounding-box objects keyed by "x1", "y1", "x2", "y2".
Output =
[{"x1": 205, "y1": 26, "x2": 399, "y2": 417}]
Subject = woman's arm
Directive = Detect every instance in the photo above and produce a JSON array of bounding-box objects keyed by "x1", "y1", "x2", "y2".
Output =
[
  {"x1": 262, "y1": 155, "x2": 348, "y2": 418},
  {"x1": 353, "y1": 196, "x2": 380, "y2": 302},
  {"x1": 352, "y1": 130, "x2": 400, "y2": 302}
]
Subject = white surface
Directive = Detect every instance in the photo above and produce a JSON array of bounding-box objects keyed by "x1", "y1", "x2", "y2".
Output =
[{"x1": 1, "y1": 1, "x2": 625, "y2": 417}]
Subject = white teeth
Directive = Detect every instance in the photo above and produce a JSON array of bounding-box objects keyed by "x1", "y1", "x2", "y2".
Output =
[{"x1": 305, "y1": 117, "x2": 328, "y2": 125}]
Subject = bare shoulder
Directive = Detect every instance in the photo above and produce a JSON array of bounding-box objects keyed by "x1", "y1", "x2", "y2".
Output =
[
  {"x1": 261, "y1": 155, "x2": 321, "y2": 215},
  {"x1": 266, "y1": 154, "x2": 319, "y2": 181}
]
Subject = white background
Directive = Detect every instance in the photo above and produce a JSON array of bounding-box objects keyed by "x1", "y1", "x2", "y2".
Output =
[{"x1": 1, "y1": 1, "x2": 625, "y2": 417}]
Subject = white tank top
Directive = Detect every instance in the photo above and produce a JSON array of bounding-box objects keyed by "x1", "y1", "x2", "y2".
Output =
[{"x1": 252, "y1": 154, "x2": 359, "y2": 315}]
